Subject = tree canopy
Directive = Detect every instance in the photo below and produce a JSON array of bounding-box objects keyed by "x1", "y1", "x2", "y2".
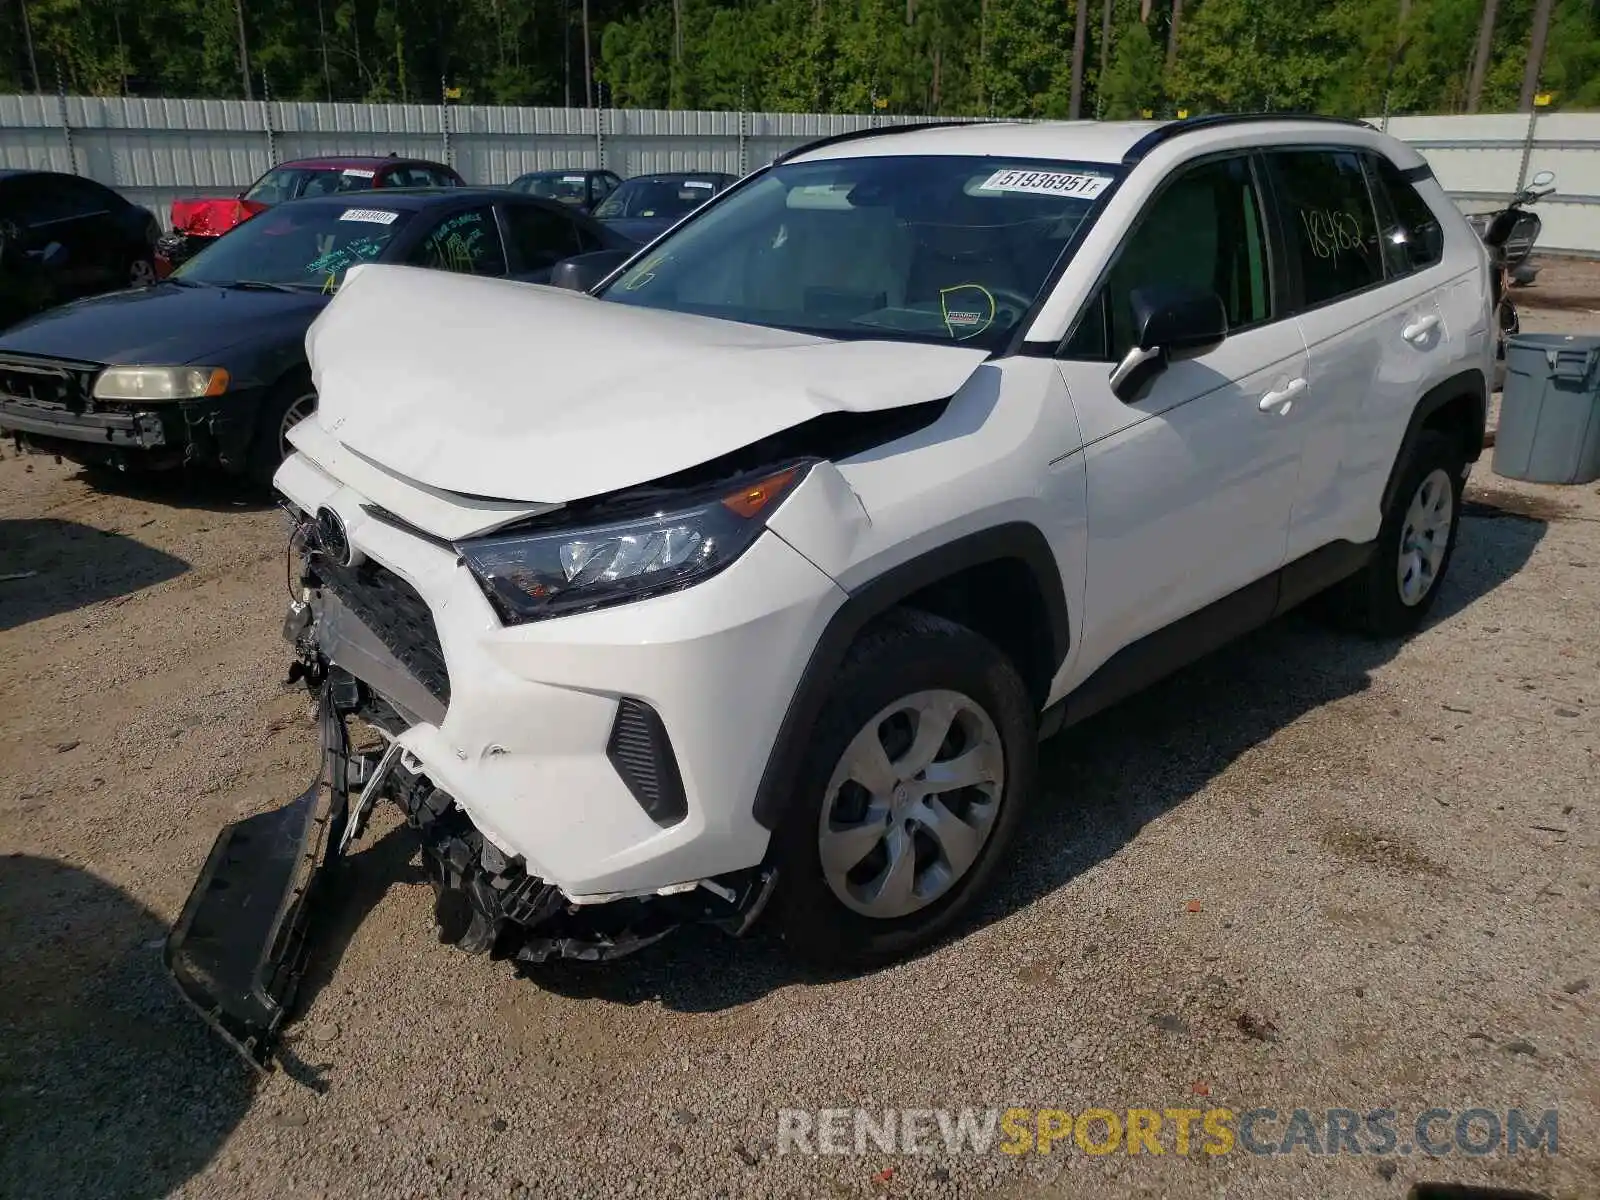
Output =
[{"x1": 3, "y1": 0, "x2": 1595, "y2": 116}]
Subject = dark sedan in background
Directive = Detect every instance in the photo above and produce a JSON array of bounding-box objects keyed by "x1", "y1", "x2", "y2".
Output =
[
  {"x1": 0, "y1": 188, "x2": 632, "y2": 484},
  {"x1": 507, "y1": 168, "x2": 623, "y2": 213},
  {"x1": 591, "y1": 172, "x2": 736, "y2": 243},
  {"x1": 0, "y1": 169, "x2": 160, "y2": 330}
]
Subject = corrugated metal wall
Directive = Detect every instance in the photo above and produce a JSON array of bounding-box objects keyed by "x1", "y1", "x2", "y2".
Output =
[{"x1": 3, "y1": 95, "x2": 1598, "y2": 254}]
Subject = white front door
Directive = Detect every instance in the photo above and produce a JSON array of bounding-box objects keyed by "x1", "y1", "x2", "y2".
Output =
[{"x1": 1053, "y1": 153, "x2": 1311, "y2": 683}]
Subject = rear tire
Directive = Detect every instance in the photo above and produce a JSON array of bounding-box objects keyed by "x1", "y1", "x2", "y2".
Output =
[
  {"x1": 767, "y1": 609, "x2": 1037, "y2": 970},
  {"x1": 1327, "y1": 429, "x2": 1466, "y2": 636}
]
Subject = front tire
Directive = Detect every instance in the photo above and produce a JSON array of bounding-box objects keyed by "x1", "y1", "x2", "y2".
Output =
[
  {"x1": 247, "y1": 378, "x2": 317, "y2": 485},
  {"x1": 768, "y1": 609, "x2": 1037, "y2": 970},
  {"x1": 1329, "y1": 428, "x2": 1466, "y2": 636}
]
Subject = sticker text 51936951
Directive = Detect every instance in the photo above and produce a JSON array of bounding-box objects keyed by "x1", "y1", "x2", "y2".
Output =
[{"x1": 980, "y1": 169, "x2": 1111, "y2": 200}]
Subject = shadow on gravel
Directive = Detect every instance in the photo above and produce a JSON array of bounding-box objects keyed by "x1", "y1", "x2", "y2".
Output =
[
  {"x1": 0, "y1": 853, "x2": 253, "y2": 1200},
  {"x1": 74, "y1": 464, "x2": 277, "y2": 513},
  {"x1": 987, "y1": 491, "x2": 1551, "y2": 934},
  {"x1": 0, "y1": 518, "x2": 189, "y2": 632},
  {"x1": 524, "y1": 491, "x2": 1552, "y2": 1012},
  {"x1": 295, "y1": 821, "x2": 428, "y2": 1027}
]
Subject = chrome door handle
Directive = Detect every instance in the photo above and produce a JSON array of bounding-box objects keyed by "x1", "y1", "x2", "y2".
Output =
[
  {"x1": 1403, "y1": 314, "x2": 1440, "y2": 343},
  {"x1": 1258, "y1": 378, "x2": 1307, "y2": 413}
]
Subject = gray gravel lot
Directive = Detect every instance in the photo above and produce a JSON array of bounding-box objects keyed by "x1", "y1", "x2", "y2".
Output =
[{"x1": 1, "y1": 318, "x2": 1597, "y2": 1199}]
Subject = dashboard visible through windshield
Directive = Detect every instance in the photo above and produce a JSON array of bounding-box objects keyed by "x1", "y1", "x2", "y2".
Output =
[{"x1": 599, "y1": 155, "x2": 1118, "y2": 349}]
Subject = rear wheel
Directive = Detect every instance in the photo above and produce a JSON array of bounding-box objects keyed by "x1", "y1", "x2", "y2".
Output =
[
  {"x1": 127, "y1": 257, "x2": 156, "y2": 288},
  {"x1": 768, "y1": 609, "x2": 1036, "y2": 969},
  {"x1": 1328, "y1": 429, "x2": 1466, "y2": 636}
]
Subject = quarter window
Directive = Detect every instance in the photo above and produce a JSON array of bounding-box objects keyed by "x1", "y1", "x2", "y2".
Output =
[
  {"x1": 1367, "y1": 155, "x2": 1443, "y2": 275},
  {"x1": 502, "y1": 203, "x2": 584, "y2": 271},
  {"x1": 1269, "y1": 150, "x2": 1384, "y2": 306},
  {"x1": 1065, "y1": 155, "x2": 1271, "y2": 362}
]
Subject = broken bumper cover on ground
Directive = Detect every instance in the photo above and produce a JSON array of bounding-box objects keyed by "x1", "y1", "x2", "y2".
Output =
[{"x1": 164, "y1": 702, "x2": 347, "y2": 1070}]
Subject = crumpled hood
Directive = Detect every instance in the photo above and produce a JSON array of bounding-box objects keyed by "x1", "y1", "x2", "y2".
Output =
[{"x1": 305, "y1": 264, "x2": 989, "y2": 504}]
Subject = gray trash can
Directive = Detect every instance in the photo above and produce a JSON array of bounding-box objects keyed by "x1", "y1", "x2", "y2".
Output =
[{"x1": 1493, "y1": 333, "x2": 1600, "y2": 485}]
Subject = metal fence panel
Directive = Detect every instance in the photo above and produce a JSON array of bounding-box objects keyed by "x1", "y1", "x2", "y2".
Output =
[{"x1": 4, "y1": 97, "x2": 1600, "y2": 254}]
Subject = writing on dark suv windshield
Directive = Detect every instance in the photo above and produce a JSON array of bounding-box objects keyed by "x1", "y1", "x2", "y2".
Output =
[{"x1": 599, "y1": 155, "x2": 1117, "y2": 349}]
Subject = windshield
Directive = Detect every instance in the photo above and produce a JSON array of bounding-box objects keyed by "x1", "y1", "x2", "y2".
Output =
[
  {"x1": 515, "y1": 174, "x2": 590, "y2": 205},
  {"x1": 173, "y1": 204, "x2": 414, "y2": 290},
  {"x1": 594, "y1": 178, "x2": 723, "y2": 221},
  {"x1": 600, "y1": 156, "x2": 1115, "y2": 348},
  {"x1": 243, "y1": 166, "x2": 377, "y2": 204}
]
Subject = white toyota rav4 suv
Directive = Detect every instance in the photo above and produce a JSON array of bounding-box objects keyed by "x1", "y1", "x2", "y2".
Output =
[{"x1": 167, "y1": 115, "x2": 1491, "y2": 1063}]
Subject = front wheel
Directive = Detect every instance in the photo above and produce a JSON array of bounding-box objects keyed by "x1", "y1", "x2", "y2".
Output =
[
  {"x1": 1328, "y1": 429, "x2": 1466, "y2": 636},
  {"x1": 767, "y1": 609, "x2": 1037, "y2": 969},
  {"x1": 247, "y1": 378, "x2": 317, "y2": 485}
]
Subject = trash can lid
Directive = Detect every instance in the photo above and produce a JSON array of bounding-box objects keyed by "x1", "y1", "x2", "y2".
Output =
[{"x1": 1507, "y1": 332, "x2": 1600, "y2": 352}]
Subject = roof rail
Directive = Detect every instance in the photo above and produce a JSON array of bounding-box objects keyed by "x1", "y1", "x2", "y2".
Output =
[
  {"x1": 1122, "y1": 113, "x2": 1379, "y2": 164},
  {"x1": 774, "y1": 118, "x2": 1008, "y2": 165}
]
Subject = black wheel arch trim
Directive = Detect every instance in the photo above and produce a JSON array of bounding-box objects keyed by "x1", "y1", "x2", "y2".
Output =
[
  {"x1": 1380, "y1": 367, "x2": 1487, "y2": 516},
  {"x1": 750, "y1": 522, "x2": 1070, "y2": 831}
]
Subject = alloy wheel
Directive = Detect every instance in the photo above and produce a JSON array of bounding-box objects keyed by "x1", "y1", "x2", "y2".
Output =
[
  {"x1": 128, "y1": 258, "x2": 156, "y2": 287},
  {"x1": 278, "y1": 392, "x2": 317, "y2": 462},
  {"x1": 817, "y1": 688, "x2": 1004, "y2": 920}
]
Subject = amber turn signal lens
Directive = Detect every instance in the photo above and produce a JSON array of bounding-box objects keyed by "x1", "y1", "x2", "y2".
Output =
[{"x1": 721, "y1": 466, "x2": 800, "y2": 519}]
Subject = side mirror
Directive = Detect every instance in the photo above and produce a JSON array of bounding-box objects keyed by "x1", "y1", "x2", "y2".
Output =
[
  {"x1": 548, "y1": 247, "x2": 634, "y2": 293},
  {"x1": 1110, "y1": 284, "x2": 1228, "y2": 402},
  {"x1": 39, "y1": 241, "x2": 69, "y2": 269},
  {"x1": 1526, "y1": 169, "x2": 1556, "y2": 199}
]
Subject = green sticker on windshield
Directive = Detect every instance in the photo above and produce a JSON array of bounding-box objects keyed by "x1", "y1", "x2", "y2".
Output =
[{"x1": 939, "y1": 284, "x2": 996, "y2": 341}]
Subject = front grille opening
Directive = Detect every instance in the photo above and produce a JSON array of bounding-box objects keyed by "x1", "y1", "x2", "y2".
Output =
[
  {"x1": 314, "y1": 558, "x2": 450, "y2": 706},
  {"x1": 606, "y1": 697, "x2": 688, "y2": 828},
  {"x1": 0, "y1": 358, "x2": 97, "y2": 411}
]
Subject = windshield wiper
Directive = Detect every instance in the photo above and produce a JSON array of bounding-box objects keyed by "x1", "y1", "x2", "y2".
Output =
[{"x1": 220, "y1": 279, "x2": 303, "y2": 293}]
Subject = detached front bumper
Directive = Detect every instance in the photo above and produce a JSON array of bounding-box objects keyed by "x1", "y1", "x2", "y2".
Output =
[{"x1": 165, "y1": 697, "x2": 350, "y2": 1069}]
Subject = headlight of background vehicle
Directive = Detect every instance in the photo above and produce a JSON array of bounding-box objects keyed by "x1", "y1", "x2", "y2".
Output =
[
  {"x1": 459, "y1": 464, "x2": 807, "y2": 624},
  {"x1": 92, "y1": 366, "x2": 229, "y2": 402}
]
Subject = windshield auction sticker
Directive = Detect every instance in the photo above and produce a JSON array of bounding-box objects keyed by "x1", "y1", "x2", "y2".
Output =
[
  {"x1": 980, "y1": 169, "x2": 1111, "y2": 199},
  {"x1": 339, "y1": 209, "x2": 400, "y2": 225}
]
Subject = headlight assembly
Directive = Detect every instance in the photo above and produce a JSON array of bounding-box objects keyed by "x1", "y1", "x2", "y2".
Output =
[
  {"x1": 459, "y1": 464, "x2": 807, "y2": 624},
  {"x1": 93, "y1": 366, "x2": 230, "y2": 402}
]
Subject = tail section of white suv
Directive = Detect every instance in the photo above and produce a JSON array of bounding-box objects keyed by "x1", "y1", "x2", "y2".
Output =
[{"x1": 163, "y1": 114, "x2": 1489, "y2": 1067}]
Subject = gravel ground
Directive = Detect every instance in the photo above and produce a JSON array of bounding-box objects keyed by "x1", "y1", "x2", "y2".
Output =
[{"x1": 2, "y1": 342, "x2": 1598, "y2": 1199}]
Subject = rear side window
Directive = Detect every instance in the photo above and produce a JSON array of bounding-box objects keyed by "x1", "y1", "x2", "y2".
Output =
[
  {"x1": 1065, "y1": 154, "x2": 1272, "y2": 362},
  {"x1": 1367, "y1": 155, "x2": 1443, "y2": 275},
  {"x1": 407, "y1": 206, "x2": 508, "y2": 276},
  {"x1": 1268, "y1": 150, "x2": 1384, "y2": 307}
]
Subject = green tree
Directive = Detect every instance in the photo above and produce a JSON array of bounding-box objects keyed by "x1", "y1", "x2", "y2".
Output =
[{"x1": 1099, "y1": 16, "x2": 1163, "y2": 117}]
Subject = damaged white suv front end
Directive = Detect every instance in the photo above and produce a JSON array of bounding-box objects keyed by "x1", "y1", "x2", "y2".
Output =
[{"x1": 166, "y1": 252, "x2": 999, "y2": 1065}]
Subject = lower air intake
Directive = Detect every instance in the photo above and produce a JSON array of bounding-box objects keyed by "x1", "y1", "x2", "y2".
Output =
[{"x1": 606, "y1": 697, "x2": 688, "y2": 828}]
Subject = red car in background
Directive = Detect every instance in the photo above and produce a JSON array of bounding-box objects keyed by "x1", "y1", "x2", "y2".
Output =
[{"x1": 155, "y1": 154, "x2": 466, "y2": 275}]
